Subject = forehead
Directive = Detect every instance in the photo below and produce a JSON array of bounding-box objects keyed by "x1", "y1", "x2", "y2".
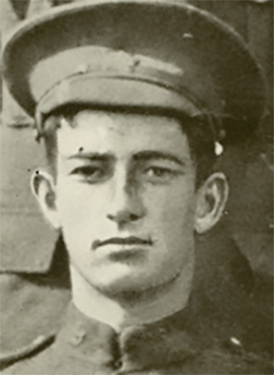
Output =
[{"x1": 57, "y1": 110, "x2": 191, "y2": 158}]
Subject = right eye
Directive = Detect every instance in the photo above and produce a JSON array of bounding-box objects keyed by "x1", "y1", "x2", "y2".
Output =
[{"x1": 70, "y1": 166, "x2": 106, "y2": 183}]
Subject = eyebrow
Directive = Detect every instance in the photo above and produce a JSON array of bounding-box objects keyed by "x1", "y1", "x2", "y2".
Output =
[
  {"x1": 68, "y1": 152, "x2": 115, "y2": 162},
  {"x1": 133, "y1": 151, "x2": 186, "y2": 166},
  {"x1": 67, "y1": 150, "x2": 185, "y2": 166}
]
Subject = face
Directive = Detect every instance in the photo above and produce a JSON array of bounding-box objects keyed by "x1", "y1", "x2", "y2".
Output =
[{"x1": 36, "y1": 110, "x2": 228, "y2": 297}]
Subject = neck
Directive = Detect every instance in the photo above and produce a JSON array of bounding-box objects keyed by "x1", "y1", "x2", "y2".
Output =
[{"x1": 70, "y1": 263, "x2": 194, "y2": 332}]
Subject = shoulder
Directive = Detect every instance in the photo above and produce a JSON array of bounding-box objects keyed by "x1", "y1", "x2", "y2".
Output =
[
  {"x1": 201, "y1": 346, "x2": 273, "y2": 374},
  {"x1": 0, "y1": 272, "x2": 71, "y2": 372},
  {"x1": 0, "y1": 273, "x2": 70, "y2": 352},
  {"x1": 0, "y1": 334, "x2": 55, "y2": 373},
  {"x1": 176, "y1": 344, "x2": 274, "y2": 374}
]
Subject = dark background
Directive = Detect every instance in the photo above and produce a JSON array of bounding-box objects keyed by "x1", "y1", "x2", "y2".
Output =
[{"x1": 1, "y1": 0, "x2": 273, "y2": 281}]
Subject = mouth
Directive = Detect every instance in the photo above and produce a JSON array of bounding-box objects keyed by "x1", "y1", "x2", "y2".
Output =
[{"x1": 92, "y1": 236, "x2": 152, "y2": 250}]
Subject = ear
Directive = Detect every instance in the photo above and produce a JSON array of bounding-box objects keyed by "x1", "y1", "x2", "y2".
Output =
[
  {"x1": 194, "y1": 172, "x2": 229, "y2": 234},
  {"x1": 31, "y1": 170, "x2": 61, "y2": 229}
]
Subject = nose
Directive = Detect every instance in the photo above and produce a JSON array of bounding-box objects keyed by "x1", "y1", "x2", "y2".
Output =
[{"x1": 107, "y1": 170, "x2": 146, "y2": 226}]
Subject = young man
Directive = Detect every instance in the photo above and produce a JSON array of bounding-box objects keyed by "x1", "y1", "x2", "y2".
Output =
[{"x1": 1, "y1": 0, "x2": 272, "y2": 374}]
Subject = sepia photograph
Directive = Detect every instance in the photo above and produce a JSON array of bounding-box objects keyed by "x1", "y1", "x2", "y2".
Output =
[{"x1": 0, "y1": 0, "x2": 273, "y2": 374}]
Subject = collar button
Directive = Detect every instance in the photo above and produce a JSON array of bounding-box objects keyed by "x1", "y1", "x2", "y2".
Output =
[{"x1": 69, "y1": 330, "x2": 87, "y2": 346}]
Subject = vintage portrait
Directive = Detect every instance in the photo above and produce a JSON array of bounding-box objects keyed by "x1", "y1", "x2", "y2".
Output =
[{"x1": 0, "y1": 0, "x2": 273, "y2": 374}]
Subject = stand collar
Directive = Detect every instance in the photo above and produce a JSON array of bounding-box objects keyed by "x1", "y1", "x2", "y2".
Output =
[{"x1": 56, "y1": 302, "x2": 199, "y2": 372}]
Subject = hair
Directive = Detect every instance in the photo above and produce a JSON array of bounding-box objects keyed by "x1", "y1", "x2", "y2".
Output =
[{"x1": 40, "y1": 105, "x2": 217, "y2": 187}]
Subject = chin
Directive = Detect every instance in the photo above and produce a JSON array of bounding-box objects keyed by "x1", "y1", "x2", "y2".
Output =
[{"x1": 88, "y1": 264, "x2": 153, "y2": 298}]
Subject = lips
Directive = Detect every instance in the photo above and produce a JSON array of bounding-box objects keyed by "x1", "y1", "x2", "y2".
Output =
[{"x1": 93, "y1": 236, "x2": 152, "y2": 250}]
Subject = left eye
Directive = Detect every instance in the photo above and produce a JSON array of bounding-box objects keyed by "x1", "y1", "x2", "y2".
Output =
[
  {"x1": 142, "y1": 167, "x2": 176, "y2": 184},
  {"x1": 146, "y1": 167, "x2": 171, "y2": 177}
]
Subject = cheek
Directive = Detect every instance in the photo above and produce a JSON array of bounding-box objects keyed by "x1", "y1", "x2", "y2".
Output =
[
  {"x1": 160, "y1": 198, "x2": 196, "y2": 254},
  {"x1": 143, "y1": 181, "x2": 196, "y2": 267},
  {"x1": 141, "y1": 185, "x2": 196, "y2": 281},
  {"x1": 55, "y1": 180, "x2": 103, "y2": 230},
  {"x1": 55, "y1": 181, "x2": 109, "y2": 263},
  {"x1": 145, "y1": 181, "x2": 196, "y2": 231}
]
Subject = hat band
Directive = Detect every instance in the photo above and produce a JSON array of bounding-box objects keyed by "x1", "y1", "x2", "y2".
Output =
[{"x1": 36, "y1": 71, "x2": 205, "y2": 132}]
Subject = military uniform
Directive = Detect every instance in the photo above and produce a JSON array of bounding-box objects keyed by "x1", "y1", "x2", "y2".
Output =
[
  {"x1": 1, "y1": 302, "x2": 273, "y2": 375},
  {"x1": 1, "y1": 230, "x2": 272, "y2": 374},
  {"x1": 1, "y1": 0, "x2": 272, "y2": 374}
]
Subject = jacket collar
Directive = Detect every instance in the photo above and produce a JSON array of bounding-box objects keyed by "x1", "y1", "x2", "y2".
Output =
[{"x1": 55, "y1": 302, "x2": 200, "y2": 372}]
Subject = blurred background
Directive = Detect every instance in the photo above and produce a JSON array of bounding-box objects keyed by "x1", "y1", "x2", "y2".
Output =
[{"x1": 1, "y1": 0, "x2": 273, "y2": 280}]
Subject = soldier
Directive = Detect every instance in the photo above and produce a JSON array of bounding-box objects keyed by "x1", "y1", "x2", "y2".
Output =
[{"x1": 1, "y1": 0, "x2": 272, "y2": 374}]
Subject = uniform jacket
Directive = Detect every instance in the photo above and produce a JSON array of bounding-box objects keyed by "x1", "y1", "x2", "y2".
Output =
[{"x1": 1, "y1": 300, "x2": 273, "y2": 375}]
